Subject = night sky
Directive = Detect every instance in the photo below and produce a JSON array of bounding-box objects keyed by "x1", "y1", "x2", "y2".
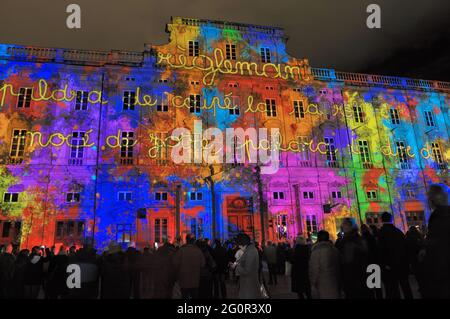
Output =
[{"x1": 1, "y1": 0, "x2": 449, "y2": 81}]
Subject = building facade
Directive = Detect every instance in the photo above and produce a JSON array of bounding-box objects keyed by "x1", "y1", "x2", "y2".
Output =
[{"x1": 0, "y1": 17, "x2": 449, "y2": 250}]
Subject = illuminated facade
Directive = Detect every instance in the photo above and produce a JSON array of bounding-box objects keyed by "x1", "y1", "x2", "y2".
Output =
[{"x1": 0, "y1": 17, "x2": 449, "y2": 250}]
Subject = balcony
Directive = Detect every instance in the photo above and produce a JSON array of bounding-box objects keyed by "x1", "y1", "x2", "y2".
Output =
[
  {"x1": 311, "y1": 68, "x2": 450, "y2": 93},
  {"x1": 362, "y1": 162, "x2": 374, "y2": 169}
]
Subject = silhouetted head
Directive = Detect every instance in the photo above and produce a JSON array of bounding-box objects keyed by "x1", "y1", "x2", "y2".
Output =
[
  {"x1": 236, "y1": 233, "x2": 251, "y2": 247},
  {"x1": 381, "y1": 212, "x2": 393, "y2": 224},
  {"x1": 341, "y1": 218, "x2": 357, "y2": 234},
  {"x1": 317, "y1": 230, "x2": 330, "y2": 242},
  {"x1": 427, "y1": 184, "x2": 449, "y2": 210},
  {"x1": 185, "y1": 233, "x2": 195, "y2": 244}
]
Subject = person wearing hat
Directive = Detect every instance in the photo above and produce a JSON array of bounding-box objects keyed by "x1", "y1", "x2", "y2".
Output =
[{"x1": 234, "y1": 233, "x2": 261, "y2": 299}]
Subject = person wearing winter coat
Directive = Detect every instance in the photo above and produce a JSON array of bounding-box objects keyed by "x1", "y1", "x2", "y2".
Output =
[
  {"x1": 263, "y1": 241, "x2": 277, "y2": 285},
  {"x1": 422, "y1": 185, "x2": 450, "y2": 299},
  {"x1": 152, "y1": 242, "x2": 176, "y2": 298},
  {"x1": 100, "y1": 244, "x2": 130, "y2": 299},
  {"x1": 290, "y1": 236, "x2": 311, "y2": 299},
  {"x1": 197, "y1": 239, "x2": 216, "y2": 299},
  {"x1": 335, "y1": 218, "x2": 370, "y2": 299},
  {"x1": 234, "y1": 233, "x2": 261, "y2": 299},
  {"x1": 12, "y1": 249, "x2": 29, "y2": 298},
  {"x1": 378, "y1": 212, "x2": 413, "y2": 299},
  {"x1": 172, "y1": 234, "x2": 205, "y2": 299},
  {"x1": 0, "y1": 244, "x2": 16, "y2": 299},
  {"x1": 309, "y1": 230, "x2": 341, "y2": 299},
  {"x1": 211, "y1": 239, "x2": 228, "y2": 299},
  {"x1": 24, "y1": 246, "x2": 49, "y2": 299},
  {"x1": 46, "y1": 245, "x2": 69, "y2": 299}
]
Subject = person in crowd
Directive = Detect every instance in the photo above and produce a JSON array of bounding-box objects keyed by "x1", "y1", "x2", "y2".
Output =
[
  {"x1": 234, "y1": 233, "x2": 261, "y2": 299},
  {"x1": 276, "y1": 243, "x2": 286, "y2": 275},
  {"x1": 0, "y1": 244, "x2": 16, "y2": 299},
  {"x1": 125, "y1": 247, "x2": 141, "y2": 299},
  {"x1": 172, "y1": 233, "x2": 205, "y2": 299},
  {"x1": 290, "y1": 236, "x2": 311, "y2": 299},
  {"x1": 100, "y1": 243, "x2": 130, "y2": 299},
  {"x1": 361, "y1": 224, "x2": 382, "y2": 299},
  {"x1": 211, "y1": 239, "x2": 228, "y2": 299},
  {"x1": 263, "y1": 241, "x2": 277, "y2": 285},
  {"x1": 254, "y1": 241, "x2": 264, "y2": 283},
  {"x1": 46, "y1": 245, "x2": 69, "y2": 299},
  {"x1": 233, "y1": 242, "x2": 245, "y2": 283},
  {"x1": 405, "y1": 226, "x2": 425, "y2": 296},
  {"x1": 12, "y1": 249, "x2": 29, "y2": 298},
  {"x1": 378, "y1": 212, "x2": 413, "y2": 299},
  {"x1": 309, "y1": 230, "x2": 341, "y2": 299},
  {"x1": 140, "y1": 247, "x2": 154, "y2": 298},
  {"x1": 422, "y1": 185, "x2": 450, "y2": 298},
  {"x1": 196, "y1": 239, "x2": 216, "y2": 299},
  {"x1": 24, "y1": 246, "x2": 49, "y2": 299},
  {"x1": 335, "y1": 218, "x2": 370, "y2": 299},
  {"x1": 68, "y1": 246, "x2": 77, "y2": 263},
  {"x1": 153, "y1": 241, "x2": 176, "y2": 298}
]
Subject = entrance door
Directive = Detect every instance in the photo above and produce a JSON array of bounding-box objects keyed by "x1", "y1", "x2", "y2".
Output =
[{"x1": 226, "y1": 197, "x2": 254, "y2": 239}]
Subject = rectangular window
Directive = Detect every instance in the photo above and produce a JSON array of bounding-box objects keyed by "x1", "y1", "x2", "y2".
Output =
[
  {"x1": 156, "y1": 94, "x2": 169, "y2": 112},
  {"x1": 331, "y1": 191, "x2": 342, "y2": 199},
  {"x1": 405, "y1": 189, "x2": 416, "y2": 199},
  {"x1": 66, "y1": 192, "x2": 80, "y2": 203},
  {"x1": 366, "y1": 190, "x2": 378, "y2": 201},
  {"x1": 69, "y1": 131, "x2": 85, "y2": 165},
  {"x1": 431, "y1": 142, "x2": 444, "y2": 164},
  {"x1": 229, "y1": 96, "x2": 240, "y2": 115},
  {"x1": 293, "y1": 100, "x2": 305, "y2": 119},
  {"x1": 405, "y1": 211, "x2": 425, "y2": 231},
  {"x1": 265, "y1": 99, "x2": 277, "y2": 117},
  {"x1": 260, "y1": 47, "x2": 271, "y2": 63},
  {"x1": 305, "y1": 215, "x2": 318, "y2": 233},
  {"x1": 155, "y1": 192, "x2": 168, "y2": 201},
  {"x1": 353, "y1": 103, "x2": 364, "y2": 123},
  {"x1": 155, "y1": 132, "x2": 168, "y2": 165},
  {"x1": 120, "y1": 131, "x2": 134, "y2": 165},
  {"x1": 117, "y1": 224, "x2": 132, "y2": 243},
  {"x1": 75, "y1": 91, "x2": 88, "y2": 110},
  {"x1": 190, "y1": 192, "x2": 203, "y2": 201},
  {"x1": 1, "y1": 222, "x2": 11, "y2": 238},
  {"x1": 303, "y1": 191, "x2": 314, "y2": 199},
  {"x1": 118, "y1": 191, "x2": 132, "y2": 201},
  {"x1": 3, "y1": 192, "x2": 19, "y2": 203},
  {"x1": 396, "y1": 141, "x2": 410, "y2": 168},
  {"x1": 358, "y1": 140, "x2": 373, "y2": 168},
  {"x1": 10, "y1": 129, "x2": 27, "y2": 159},
  {"x1": 123, "y1": 91, "x2": 136, "y2": 111},
  {"x1": 365, "y1": 213, "x2": 380, "y2": 227},
  {"x1": 273, "y1": 191, "x2": 285, "y2": 200},
  {"x1": 424, "y1": 111, "x2": 435, "y2": 127},
  {"x1": 189, "y1": 94, "x2": 201, "y2": 114},
  {"x1": 324, "y1": 137, "x2": 338, "y2": 167},
  {"x1": 17, "y1": 87, "x2": 32, "y2": 108},
  {"x1": 226, "y1": 43, "x2": 237, "y2": 60},
  {"x1": 55, "y1": 220, "x2": 85, "y2": 240},
  {"x1": 188, "y1": 41, "x2": 199, "y2": 57},
  {"x1": 390, "y1": 108, "x2": 400, "y2": 125},
  {"x1": 154, "y1": 218, "x2": 168, "y2": 243},
  {"x1": 297, "y1": 136, "x2": 311, "y2": 167}
]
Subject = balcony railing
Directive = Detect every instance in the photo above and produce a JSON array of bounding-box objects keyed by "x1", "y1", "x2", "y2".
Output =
[
  {"x1": 1, "y1": 45, "x2": 144, "y2": 66},
  {"x1": 311, "y1": 68, "x2": 450, "y2": 92}
]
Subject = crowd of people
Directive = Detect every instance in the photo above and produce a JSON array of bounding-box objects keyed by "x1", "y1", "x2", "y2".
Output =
[{"x1": 0, "y1": 185, "x2": 448, "y2": 299}]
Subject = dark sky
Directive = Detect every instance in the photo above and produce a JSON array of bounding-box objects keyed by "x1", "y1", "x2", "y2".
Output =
[{"x1": 1, "y1": 0, "x2": 449, "y2": 81}]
